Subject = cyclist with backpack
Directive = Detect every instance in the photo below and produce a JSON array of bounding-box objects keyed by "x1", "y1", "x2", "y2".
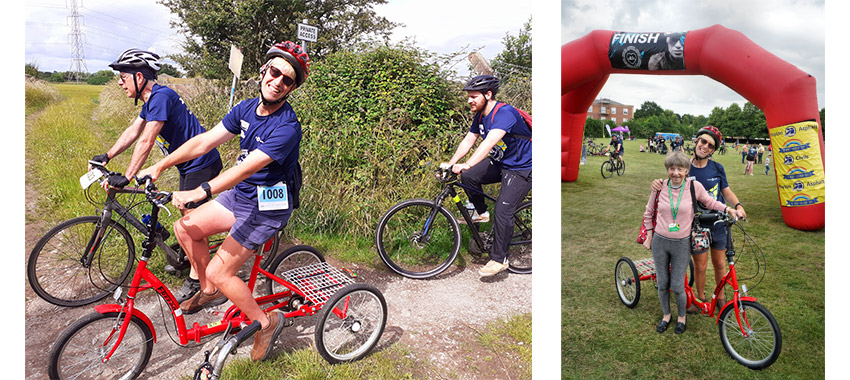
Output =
[
  {"x1": 138, "y1": 41, "x2": 308, "y2": 361},
  {"x1": 443, "y1": 75, "x2": 532, "y2": 277},
  {"x1": 93, "y1": 49, "x2": 223, "y2": 304}
]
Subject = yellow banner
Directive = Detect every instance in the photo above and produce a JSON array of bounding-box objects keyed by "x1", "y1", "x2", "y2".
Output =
[{"x1": 770, "y1": 120, "x2": 824, "y2": 207}]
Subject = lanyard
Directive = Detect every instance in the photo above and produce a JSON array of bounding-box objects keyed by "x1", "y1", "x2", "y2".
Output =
[{"x1": 668, "y1": 180, "x2": 685, "y2": 223}]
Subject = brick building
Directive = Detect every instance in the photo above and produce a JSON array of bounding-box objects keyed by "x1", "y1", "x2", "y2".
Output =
[{"x1": 588, "y1": 98, "x2": 634, "y2": 125}]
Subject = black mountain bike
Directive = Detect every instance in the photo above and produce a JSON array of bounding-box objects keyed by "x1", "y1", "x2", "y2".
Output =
[
  {"x1": 375, "y1": 168, "x2": 531, "y2": 279},
  {"x1": 601, "y1": 150, "x2": 625, "y2": 179},
  {"x1": 27, "y1": 162, "x2": 283, "y2": 307}
]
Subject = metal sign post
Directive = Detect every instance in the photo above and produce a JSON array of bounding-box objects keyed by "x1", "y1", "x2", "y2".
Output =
[{"x1": 228, "y1": 45, "x2": 244, "y2": 108}]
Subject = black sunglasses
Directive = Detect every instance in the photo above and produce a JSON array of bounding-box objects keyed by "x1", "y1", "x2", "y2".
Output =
[
  {"x1": 267, "y1": 66, "x2": 295, "y2": 86},
  {"x1": 698, "y1": 137, "x2": 715, "y2": 150}
]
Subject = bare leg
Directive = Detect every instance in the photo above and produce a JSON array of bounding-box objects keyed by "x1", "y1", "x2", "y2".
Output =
[
  {"x1": 691, "y1": 252, "x2": 708, "y2": 301},
  {"x1": 206, "y1": 237, "x2": 270, "y2": 328},
  {"x1": 710, "y1": 248, "x2": 728, "y2": 301},
  {"x1": 173, "y1": 200, "x2": 235, "y2": 294}
]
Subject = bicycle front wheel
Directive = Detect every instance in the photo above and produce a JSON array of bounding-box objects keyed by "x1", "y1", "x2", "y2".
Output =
[
  {"x1": 49, "y1": 311, "x2": 154, "y2": 380},
  {"x1": 601, "y1": 161, "x2": 613, "y2": 179},
  {"x1": 507, "y1": 201, "x2": 532, "y2": 274},
  {"x1": 718, "y1": 300, "x2": 782, "y2": 369},
  {"x1": 616, "y1": 160, "x2": 625, "y2": 175},
  {"x1": 28, "y1": 216, "x2": 135, "y2": 307},
  {"x1": 315, "y1": 283, "x2": 387, "y2": 364},
  {"x1": 375, "y1": 199, "x2": 461, "y2": 279}
]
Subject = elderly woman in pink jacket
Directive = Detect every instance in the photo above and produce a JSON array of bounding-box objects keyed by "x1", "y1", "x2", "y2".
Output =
[{"x1": 642, "y1": 151, "x2": 742, "y2": 334}]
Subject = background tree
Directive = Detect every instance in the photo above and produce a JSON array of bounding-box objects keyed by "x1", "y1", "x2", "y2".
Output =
[
  {"x1": 158, "y1": 0, "x2": 398, "y2": 79},
  {"x1": 158, "y1": 63, "x2": 184, "y2": 78},
  {"x1": 491, "y1": 16, "x2": 531, "y2": 73},
  {"x1": 633, "y1": 100, "x2": 664, "y2": 120},
  {"x1": 489, "y1": 15, "x2": 532, "y2": 112},
  {"x1": 86, "y1": 70, "x2": 115, "y2": 85},
  {"x1": 820, "y1": 108, "x2": 825, "y2": 138}
]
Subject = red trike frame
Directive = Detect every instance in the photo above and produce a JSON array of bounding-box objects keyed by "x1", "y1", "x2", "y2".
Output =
[{"x1": 94, "y1": 247, "x2": 352, "y2": 363}]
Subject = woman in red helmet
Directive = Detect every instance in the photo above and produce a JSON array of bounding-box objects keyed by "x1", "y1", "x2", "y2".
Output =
[
  {"x1": 139, "y1": 41, "x2": 309, "y2": 362},
  {"x1": 651, "y1": 126, "x2": 747, "y2": 313}
]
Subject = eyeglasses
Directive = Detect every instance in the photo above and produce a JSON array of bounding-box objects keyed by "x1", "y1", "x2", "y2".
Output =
[
  {"x1": 267, "y1": 66, "x2": 295, "y2": 86},
  {"x1": 698, "y1": 137, "x2": 715, "y2": 150},
  {"x1": 118, "y1": 73, "x2": 134, "y2": 84}
]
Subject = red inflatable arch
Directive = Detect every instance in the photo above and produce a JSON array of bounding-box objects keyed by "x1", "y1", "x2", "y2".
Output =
[{"x1": 561, "y1": 25, "x2": 825, "y2": 231}]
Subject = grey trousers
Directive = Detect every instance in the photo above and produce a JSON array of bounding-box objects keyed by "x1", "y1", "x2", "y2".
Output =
[{"x1": 651, "y1": 233, "x2": 691, "y2": 317}]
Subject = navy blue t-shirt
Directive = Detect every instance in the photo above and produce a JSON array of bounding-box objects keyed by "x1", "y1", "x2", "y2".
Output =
[
  {"x1": 221, "y1": 98, "x2": 301, "y2": 199},
  {"x1": 469, "y1": 103, "x2": 532, "y2": 170},
  {"x1": 139, "y1": 84, "x2": 221, "y2": 175},
  {"x1": 688, "y1": 160, "x2": 728, "y2": 204}
]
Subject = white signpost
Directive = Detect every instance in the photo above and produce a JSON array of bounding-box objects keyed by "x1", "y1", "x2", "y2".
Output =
[
  {"x1": 228, "y1": 45, "x2": 244, "y2": 108},
  {"x1": 297, "y1": 20, "x2": 318, "y2": 53}
]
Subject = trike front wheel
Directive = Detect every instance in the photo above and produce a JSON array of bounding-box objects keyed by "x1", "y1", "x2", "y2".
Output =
[
  {"x1": 315, "y1": 283, "x2": 388, "y2": 364},
  {"x1": 375, "y1": 199, "x2": 461, "y2": 279},
  {"x1": 28, "y1": 216, "x2": 135, "y2": 307},
  {"x1": 718, "y1": 300, "x2": 782, "y2": 369},
  {"x1": 615, "y1": 257, "x2": 641, "y2": 308},
  {"x1": 49, "y1": 311, "x2": 154, "y2": 380}
]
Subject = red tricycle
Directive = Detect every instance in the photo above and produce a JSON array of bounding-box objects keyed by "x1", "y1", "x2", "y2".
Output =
[
  {"x1": 48, "y1": 178, "x2": 387, "y2": 380},
  {"x1": 614, "y1": 212, "x2": 781, "y2": 370}
]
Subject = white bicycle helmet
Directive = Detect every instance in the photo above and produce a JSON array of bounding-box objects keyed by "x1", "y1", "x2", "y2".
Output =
[{"x1": 109, "y1": 49, "x2": 161, "y2": 104}]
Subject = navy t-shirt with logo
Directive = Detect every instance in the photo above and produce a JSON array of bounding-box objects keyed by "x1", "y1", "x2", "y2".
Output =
[
  {"x1": 139, "y1": 84, "x2": 220, "y2": 175},
  {"x1": 468, "y1": 103, "x2": 532, "y2": 171},
  {"x1": 221, "y1": 98, "x2": 302, "y2": 199},
  {"x1": 689, "y1": 160, "x2": 728, "y2": 204}
]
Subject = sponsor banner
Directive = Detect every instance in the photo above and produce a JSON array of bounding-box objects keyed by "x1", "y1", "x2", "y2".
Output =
[
  {"x1": 771, "y1": 120, "x2": 824, "y2": 207},
  {"x1": 609, "y1": 31, "x2": 686, "y2": 71}
]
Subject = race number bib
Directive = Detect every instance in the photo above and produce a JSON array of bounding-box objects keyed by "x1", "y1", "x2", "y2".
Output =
[{"x1": 257, "y1": 182, "x2": 289, "y2": 211}]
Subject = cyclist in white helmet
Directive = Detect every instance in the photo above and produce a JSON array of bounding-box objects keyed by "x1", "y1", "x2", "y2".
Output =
[{"x1": 94, "y1": 48, "x2": 223, "y2": 304}]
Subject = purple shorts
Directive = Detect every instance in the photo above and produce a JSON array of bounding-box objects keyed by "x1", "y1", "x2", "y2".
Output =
[{"x1": 214, "y1": 188, "x2": 291, "y2": 250}]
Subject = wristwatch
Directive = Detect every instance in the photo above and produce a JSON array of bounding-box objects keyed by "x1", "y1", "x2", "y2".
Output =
[{"x1": 200, "y1": 182, "x2": 212, "y2": 201}]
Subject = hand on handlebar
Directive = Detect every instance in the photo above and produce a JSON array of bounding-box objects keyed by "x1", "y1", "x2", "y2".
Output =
[
  {"x1": 137, "y1": 165, "x2": 162, "y2": 184},
  {"x1": 451, "y1": 163, "x2": 470, "y2": 174},
  {"x1": 171, "y1": 188, "x2": 207, "y2": 212}
]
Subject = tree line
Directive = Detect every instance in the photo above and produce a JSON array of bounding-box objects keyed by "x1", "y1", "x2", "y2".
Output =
[{"x1": 586, "y1": 100, "x2": 825, "y2": 141}]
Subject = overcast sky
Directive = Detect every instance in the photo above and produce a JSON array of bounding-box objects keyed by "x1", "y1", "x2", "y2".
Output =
[
  {"x1": 561, "y1": 0, "x2": 825, "y2": 117},
  {"x1": 24, "y1": 0, "x2": 531, "y2": 77}
]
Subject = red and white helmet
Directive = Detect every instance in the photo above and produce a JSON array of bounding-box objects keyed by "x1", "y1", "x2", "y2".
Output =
[{"x1": 264, "y1": 41, "x2": 310, "y2": 86}]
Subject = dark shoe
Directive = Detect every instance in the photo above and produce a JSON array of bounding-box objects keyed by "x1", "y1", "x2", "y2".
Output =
[
  {"x1": 251, "y1": 311, "x2": 285, "y2": 361},
  {"x1": 686, "y1": 303, "x2": 700, "y2": 314},
  {"x1": 656, "y1": 319, "x2": 670, "y2": 333},
  {"x1": 179, "y1": 289, "x2": 227, "y2": 314},
  {"x1": 715, "y1": 297, "x2": 727, "y2": 309},
  {"x1": 674, "y1": 322, "x2": 687, "y2": 334},
  {"x1": 173, "y1": 278, "x2": 201, "y2": 304}
]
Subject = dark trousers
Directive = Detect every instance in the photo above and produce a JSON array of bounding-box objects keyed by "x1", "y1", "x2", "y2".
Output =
[{"x1": 460, "y1": 158, "x2": 532, "y2": 263}]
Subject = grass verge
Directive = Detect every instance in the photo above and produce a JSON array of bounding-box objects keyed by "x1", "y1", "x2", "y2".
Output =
[{"x1": 562, "y1": 139, "x2": 824, "y2": 379}]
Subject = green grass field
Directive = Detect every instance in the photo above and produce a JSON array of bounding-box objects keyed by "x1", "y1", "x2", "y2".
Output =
[{"x1": 562, "y1": 138, "x2": 824, "y2": 379}]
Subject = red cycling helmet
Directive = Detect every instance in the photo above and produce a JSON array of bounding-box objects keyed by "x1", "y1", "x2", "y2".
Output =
[
  {"x1": 264, "y1": 41, "x2": 310, "y2": 87},
  {"x1": 696, "y1": 125, "x2": 722, "y2": 147}
]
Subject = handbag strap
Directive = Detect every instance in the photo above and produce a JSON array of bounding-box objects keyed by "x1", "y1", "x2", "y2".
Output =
[{"x1": 650, "y1": 187, "x2": 661, "y2": 228}]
